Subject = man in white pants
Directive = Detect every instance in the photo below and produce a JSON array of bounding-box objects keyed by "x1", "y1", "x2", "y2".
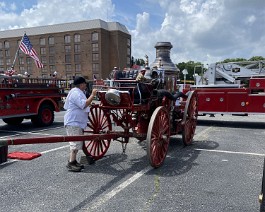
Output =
[{"x1": 64, "y1": 76, "x2": 97, "y2": 172}]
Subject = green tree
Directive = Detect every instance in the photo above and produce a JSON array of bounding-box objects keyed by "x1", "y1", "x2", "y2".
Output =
[
  {"x1": 134, "y1": 58, "x2": 145, "y2": 66},
  {"x1": 176, "y1": 61, "x2": 204, "y2": 81},
  {"x1": 220, "y1": 58, "x2": 247, "y2": 63},
  {"x1": 248, "y1": 56, "x2": 265, "y2": 61}
]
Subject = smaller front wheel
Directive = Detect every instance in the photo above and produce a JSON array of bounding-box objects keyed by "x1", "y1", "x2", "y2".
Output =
[
  {"x1": 83, "y1": 106, "x2": 112, "y2": 160},
  {"x1": 147, "y1": 106, "x2": 170, "y2": 168}
]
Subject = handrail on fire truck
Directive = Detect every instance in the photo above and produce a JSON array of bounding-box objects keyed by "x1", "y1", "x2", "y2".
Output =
[{"x1": 194, "y1": 60, "x2": 265, "y2": 88}]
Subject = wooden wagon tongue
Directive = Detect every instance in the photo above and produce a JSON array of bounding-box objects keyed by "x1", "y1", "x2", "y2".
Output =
[{"x1": 0, "y1": 133, "x2": 120, "y2": 163}]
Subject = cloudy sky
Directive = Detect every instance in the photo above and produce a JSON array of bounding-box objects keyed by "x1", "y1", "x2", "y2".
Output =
[{"x1": 0, "y1": 0, "x2": 264, "y2": 65}]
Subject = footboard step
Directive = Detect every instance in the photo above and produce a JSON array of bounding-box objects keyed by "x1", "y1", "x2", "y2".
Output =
[{"x1": 8, "y1": 152, "x2": 42, "y2": 160}]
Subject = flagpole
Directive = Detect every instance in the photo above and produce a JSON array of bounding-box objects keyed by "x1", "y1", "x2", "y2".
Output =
[{"x1": 11, "y1": 33, "x2": 26, "y2": 69}]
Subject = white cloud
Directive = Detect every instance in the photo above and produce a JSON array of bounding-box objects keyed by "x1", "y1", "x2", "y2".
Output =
[
  {"x1": 0, "y1": 0, "x2": 264, "y2": 65},
  {"x1": 245, "y1": 15, "x2": 256, "y2": 25}
]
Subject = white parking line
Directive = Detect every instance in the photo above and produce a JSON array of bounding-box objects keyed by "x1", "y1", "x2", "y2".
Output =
[
  {"x1": 195, "y1": 148, "x2": 265, "y2": 157},
  {"x1": 87, "y1": 166, "x2": 152, "y2": 212},
  {"x1": 40, "y1": 145, "x2": 69, "y2": 154},
  {"x1": 85, "y1": 125, "x2": 265, "y2": 211},
  {"x1": 87, "y1": 126, "x2": 214, "y2": 211}
]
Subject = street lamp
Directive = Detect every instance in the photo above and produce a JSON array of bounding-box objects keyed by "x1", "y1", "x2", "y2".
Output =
[{"x1": 182, "y1": 69, "x2": 188, "y2": 88}]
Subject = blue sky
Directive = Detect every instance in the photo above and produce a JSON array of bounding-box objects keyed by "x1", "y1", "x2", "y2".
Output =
[{"x1": 0, "y1": 0, "x2": 264, "y2": 66}]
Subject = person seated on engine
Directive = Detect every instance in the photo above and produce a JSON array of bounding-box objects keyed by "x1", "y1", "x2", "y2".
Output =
[
  {"x1": 136, "y1": 68, "x2": 146, "y2": 82},
  {"x1": 133, "y1": 67, "x2": 187, "y2": 101},
  {"x1": 133, "y1": 68, "x2": 153, "y2": 104}
]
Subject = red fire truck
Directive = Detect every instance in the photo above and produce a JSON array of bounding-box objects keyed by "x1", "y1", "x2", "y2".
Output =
[
  {"x1": 186, "y1": 60, "x2": 265, "y2": 115},
  {"x1": 0, "y1": 73, "x2": 66, "y2": 126}
]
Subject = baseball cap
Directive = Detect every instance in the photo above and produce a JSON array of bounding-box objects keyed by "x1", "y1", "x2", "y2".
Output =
[{"x1": 73, "y1": 76, "x2": 86, "y2": 85}]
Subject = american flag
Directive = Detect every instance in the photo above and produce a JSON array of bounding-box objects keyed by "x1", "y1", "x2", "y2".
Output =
[
  {"x1": 5, "y1": 68, "x2": 16, "y2": 76},
  {"x1": 19, "y1": 34, "x2": 44, "y2": 68}
]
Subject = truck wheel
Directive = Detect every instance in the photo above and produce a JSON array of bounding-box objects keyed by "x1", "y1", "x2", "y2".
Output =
[
  {"x1": 31, "y1": 105, "x2": 54, "y2": 127},
  {"x1": 2, "y1": 117, "x2": 24, "y2": 125}
]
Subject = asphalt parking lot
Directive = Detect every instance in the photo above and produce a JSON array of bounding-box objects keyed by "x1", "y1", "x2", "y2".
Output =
[{"x1": 0, "y1": 112, "x2": 265, "y2": 212}]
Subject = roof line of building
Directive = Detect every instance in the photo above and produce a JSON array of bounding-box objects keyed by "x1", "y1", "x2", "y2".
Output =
[{"x1": 0, "y1": 19, "x2": 130, "y2": 38}]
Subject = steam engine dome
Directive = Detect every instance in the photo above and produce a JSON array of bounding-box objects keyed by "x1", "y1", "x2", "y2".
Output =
[{"x1": 150, "y1": 42, "x2": 180, "y2": 75}]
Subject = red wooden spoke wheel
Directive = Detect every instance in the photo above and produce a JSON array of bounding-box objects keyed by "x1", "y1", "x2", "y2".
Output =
[
  {"x1": 147, "y1": 106, "x2": 170, "y2": 168},
  {"x1": 182, "y1": 91, "x2": 198, "y2": 146},
  {"x1": 82, "y1": 106, "x2": 112, "y2": 160}
]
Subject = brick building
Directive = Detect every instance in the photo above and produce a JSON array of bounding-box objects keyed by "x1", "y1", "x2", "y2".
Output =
[{"x1": 0, "y1": 19, "x2": 131, "y2": 80}]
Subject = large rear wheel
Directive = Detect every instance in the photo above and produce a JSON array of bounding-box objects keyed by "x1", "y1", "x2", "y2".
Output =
[
  {"x1": 182, "y1": 91, "x2": 198, "y2": 146},
  {"x1": 147, "y1": 106, "x2": 170, "y2": 168},
  {"x1": 31, "y1": 105, "x2": 54, "y2": 127},
  {"x1": 83, "y1": 106, "x2": 112, "y2": 160}
]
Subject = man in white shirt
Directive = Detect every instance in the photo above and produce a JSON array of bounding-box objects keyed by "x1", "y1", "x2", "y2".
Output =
[{"x1": 64, "y1": 76, "x2": 97, "y2": 172}]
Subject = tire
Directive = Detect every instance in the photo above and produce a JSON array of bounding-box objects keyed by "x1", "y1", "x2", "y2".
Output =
[
  {"x1": 31, "y1": 105, "x2": 54, "y2": 127},
  {"x1": 146, "y1": 106, "x2": 170, "y2": 168},
  {"x1": 182, "y1": 90, "x2": 198, "y2": 146},
  {"x1": 82, "y1": 106, "x2": 112, "y2": 160},
  {"x1": 2, "y1": 117, "x2": 24, "y2": 125}
]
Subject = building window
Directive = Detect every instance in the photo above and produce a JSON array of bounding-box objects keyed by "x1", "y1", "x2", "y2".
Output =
[
  {"x1": 65, "y1": 45, "x2": 71, "y2": 53},
  {"x1": 127, "y1": 47, "x2": 130, "y2": 55},
  {"x1": 0, "y1": 59, "x2": 3, "y2": 66},
  {"x1": 6, "y1": 58, "x2": 11, "y2": 65},
  {"x1": 49, "y1": 56, "x2": 55, "y2": 64},
  {"x1": 127, "y1": 38, "x2": 131, "y2": 46},
  {"x1": 41, "y1": 56, "x2": 46, "y2": 64},
  {"x1": 41, "y1": 66, "x2": 47, "y2": 74},
  {"x1": 74, "y1": 54, "x2": 81, "y2": 63},
  {"x1": 0, "y1": 42, "x2": 2, "y2": 49},
  {"x1": 19, "y1": 57, "x2": 24, "y2": 65},
  {"x1": 92, "y1": 53, "x2": 99, "y2": 61},
  {"x1": 91, "y1": 32, "x2": 98, "y2": 41},
  {"x1": 92, "y1": 43, "x2": 98, "y2": 52},
  {"x1": 49, "y1": 46, "x2": 55, "y2": 54},
  {"x1": 4, "y1": 41, "x2": 9, "y2": 49},
  {"x1": 49, "y1": 65, "x2": 55, "y2": 72},
  {"x1": 48, "y1": 36, "x2": 54, "y2": 45},
  {"x1": 64, "y1": 35, "x2": 71, "y2": 43},
  {"x1": 27, "y1": 66, "x2": 33, "y2": 73},
  {"x1": 42, "y1": 74, "x2": 48, "y2": 78},
  {"x1": 5, "y1": 50, "x2": 10, "y2": 57},
  {"x1": 75, "y1": 64, "x2": 81, "y2": 72},
  {"x1": 26, "y1": 57, "x2": 32, "y2": 65},
  {"x1": 127, "y1": 57, "x2": 131, "y2": 66},
  {"x1": 65, "y1": 55, "x2": 71, "y2": 63},
  {"x1": 18, "y1": 49, "x2": 23, "y2": 56},
  {"x1": 74, "y1": 34, "x2": 80, "y2": 42},
  {"x1": 41, "y1": 68, "x2": 48, "y2": 73},
  {"x1": 92, "y1": 63, "x2": 99, "y2": 72},
  {"x1": 74, "y1": 44, "x2": 80, "y2": 53},
  {"x1": 65, "y1": 64, "x2": 72, "y2": 72},
  {"x1": 40, "y1": 38, "x2": 45, "y2": 45},
  {"x1": 40, "y1": 47, "x2": 46, "y2": 55},
  {"x1": 75, "y1": 73, "x2": 82, "y2": 77},
  {"x1": 0, "y1": 50, "x2": 3, "y2": 57},
  {"x1": 19, "y1": 66, "x2": 25, "y2": 73},
  {"x1": 66, "y1": 74, "x2": 73, "y2": 79}
]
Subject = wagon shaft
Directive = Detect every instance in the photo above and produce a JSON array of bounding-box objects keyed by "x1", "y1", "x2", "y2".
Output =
[{"x1": 0, "y1": 132, "x2": 123, "y2": 146}]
